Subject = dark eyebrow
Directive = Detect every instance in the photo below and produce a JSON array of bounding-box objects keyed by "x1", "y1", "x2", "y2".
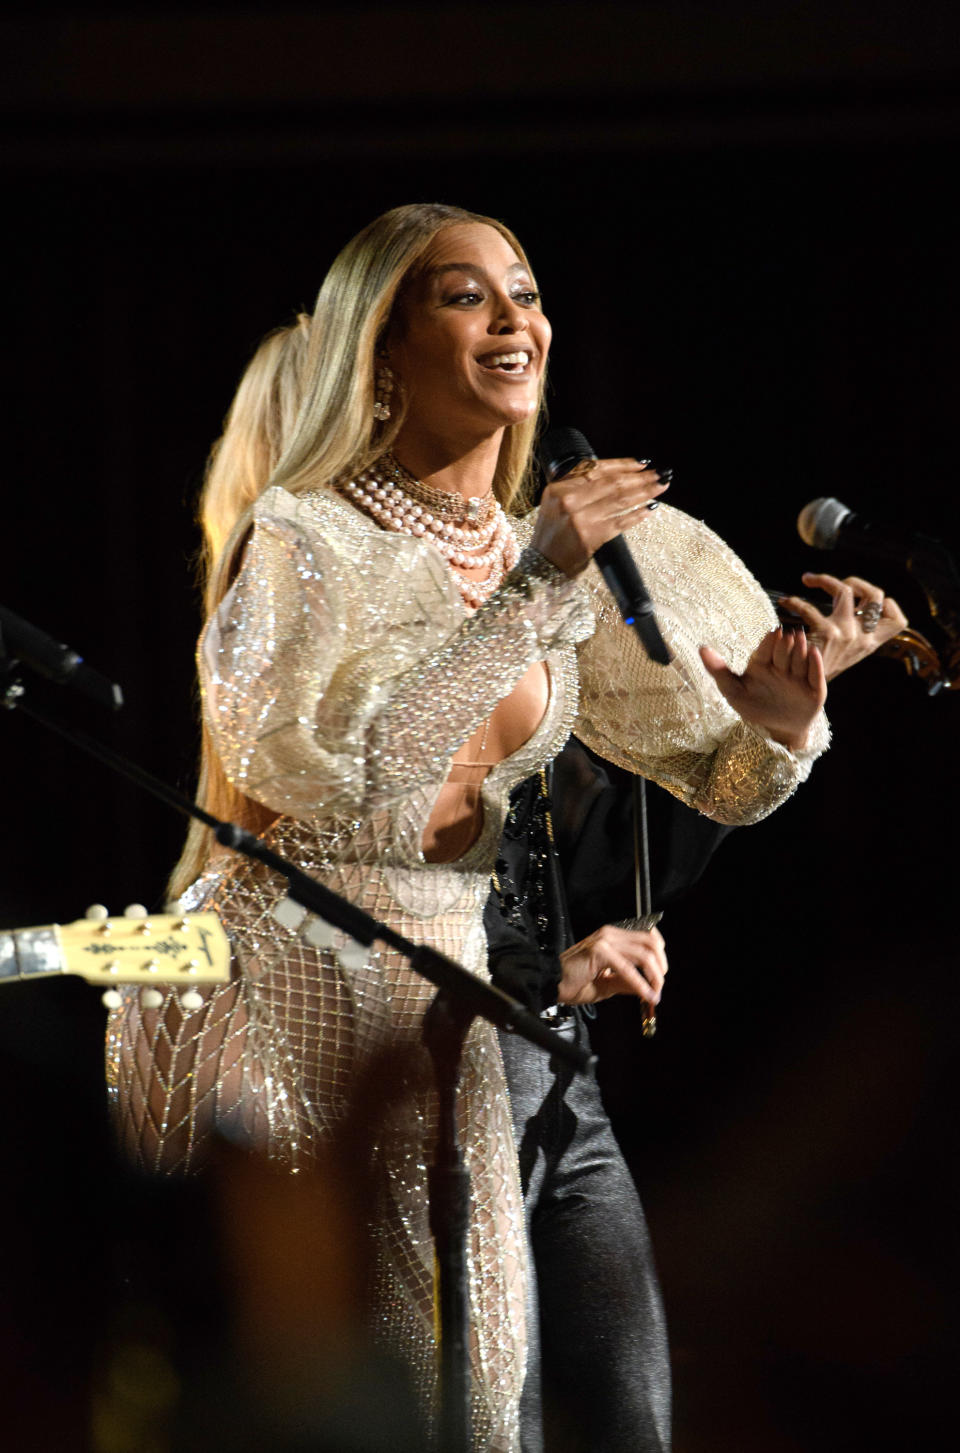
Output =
[{"x1": 429, "y1": 261, "x2": 528, "y2": 281}]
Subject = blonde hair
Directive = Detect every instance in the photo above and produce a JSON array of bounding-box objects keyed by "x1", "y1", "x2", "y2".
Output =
[
  {"x1": 169, "y1": 203, "x2": 546, "y2": 897},
  {"x1": 200, "y1": 314, "x2": 311, "y2": 614},
  {"x1": 168, "y1": 315, "x2": 310, "y2": 898}
]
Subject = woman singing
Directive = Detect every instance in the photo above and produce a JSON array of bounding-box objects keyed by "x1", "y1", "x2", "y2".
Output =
[{"x1": 109, "y1": 203, "x2": 833, "y2": 1450}]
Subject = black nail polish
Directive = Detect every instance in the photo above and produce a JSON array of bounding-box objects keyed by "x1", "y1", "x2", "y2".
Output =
[
  {"x1": 646, "y1": 500, "x2": 660, "y2": 512},
  {"x1": 635, "y1": 458, "x2": 652, "y2": 469},
  {"x1": 658, "y1": 468, "x2": 674, "y2": 484}
]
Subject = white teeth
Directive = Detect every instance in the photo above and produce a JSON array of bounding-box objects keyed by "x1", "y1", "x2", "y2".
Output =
[{"x1": 484, "y1": 351, "x2": 530, "y2": 368}]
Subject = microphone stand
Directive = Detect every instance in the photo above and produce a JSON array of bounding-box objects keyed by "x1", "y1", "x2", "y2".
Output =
[
  {"x1": 1, "y1": 654, "x2": 592, "y2": 1453},
  {"x1": 423, "y1": 990, "x2": 475, "y2": 1453}
]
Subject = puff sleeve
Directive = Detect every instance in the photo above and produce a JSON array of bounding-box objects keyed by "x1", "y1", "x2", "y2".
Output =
[
  {"x1": 199, "y1": 488, "x2": 594, "y2": 818},
  {"x1": 567, "y1": 503, "x2": 830, "y2": 825}
]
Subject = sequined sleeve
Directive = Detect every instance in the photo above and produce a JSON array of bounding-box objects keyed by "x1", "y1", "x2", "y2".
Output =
[
  {"x1": 200, "y1": 488, "x2": 593, "y2": 818},
  {"x1": 560, "y1": 504, "x2": 830, "y2": 825}
]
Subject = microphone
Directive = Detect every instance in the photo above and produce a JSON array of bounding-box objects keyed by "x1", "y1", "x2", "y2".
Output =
[
  {"x1": 797, "y1": 496, "x2": 960, "y2": 632},
  {"x1": 0, "y1": 604, "x2": 124, "y2": 711},
  {"x1": 798, "y1": 496, "x2": 928, "y2": 557},
  {"x1": 540, "y1": 427, "x2": 671, "y2": 665}
]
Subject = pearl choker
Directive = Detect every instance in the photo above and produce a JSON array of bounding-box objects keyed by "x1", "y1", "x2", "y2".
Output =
[{"x1": 339, "y1": 455, "x2": 519, "y2": 609}]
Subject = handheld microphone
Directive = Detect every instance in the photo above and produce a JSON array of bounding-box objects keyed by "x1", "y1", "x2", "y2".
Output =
[
  {"x1": 0, "y1": 604, "x2": 124, "y2": 711},
  {"x1": 540, "y1": 427, "x2": 671, "y2": 665}
]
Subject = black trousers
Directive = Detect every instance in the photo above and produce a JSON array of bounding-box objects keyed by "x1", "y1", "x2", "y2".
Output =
[{"x1": 498, "y1": 1013, "x2": 671, "y2": 1453}]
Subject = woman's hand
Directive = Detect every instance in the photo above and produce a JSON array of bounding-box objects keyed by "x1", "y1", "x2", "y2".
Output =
[
  {"x1": 558, "y1": 923, "x2": 667, "y2": 1006},
  {"x1": 700, "y1": 626, "x2": 827, "y2": 752},
  {"x1": 777, "y1": 573, "x2": 907, "y2": 681},
  {"x1": 530, "y1": 458, "x2": 670, "y2": 578}
]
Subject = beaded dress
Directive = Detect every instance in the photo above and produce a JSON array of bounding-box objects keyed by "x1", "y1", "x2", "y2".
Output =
[{"x1": 107, "y1": 481, "x2": 827, "y2": 1451}]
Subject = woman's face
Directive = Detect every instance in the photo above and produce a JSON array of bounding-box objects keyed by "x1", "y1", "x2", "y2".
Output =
[{"x1": 389, "y1": 222, "x2": 551, "y2": 444}]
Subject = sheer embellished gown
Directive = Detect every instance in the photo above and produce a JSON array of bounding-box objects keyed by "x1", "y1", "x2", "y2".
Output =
[{"x1": 108, "y1": 482, "x2": 827, "y2": 1451}]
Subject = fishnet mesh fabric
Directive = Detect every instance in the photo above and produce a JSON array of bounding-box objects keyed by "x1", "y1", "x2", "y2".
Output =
[{"x1": 110, "y1": 486, "x2": 589, "y2": 1453}]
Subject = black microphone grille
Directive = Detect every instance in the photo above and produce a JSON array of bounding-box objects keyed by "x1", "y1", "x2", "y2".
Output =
[
  {"x1": 796, "y1": 496, "x2": 853, "y2": 550},
  {"x1": 539, "y1": 427, "x2": 597, "y2": 482}
]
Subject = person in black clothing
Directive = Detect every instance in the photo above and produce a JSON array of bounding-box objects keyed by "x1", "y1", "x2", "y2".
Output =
[
  {"x1": 486, "y1": 562, "x2": 907, "y2": 1452},
  {"x1": 487, "y1": 741, "x2": 676, "y2": 1453}
]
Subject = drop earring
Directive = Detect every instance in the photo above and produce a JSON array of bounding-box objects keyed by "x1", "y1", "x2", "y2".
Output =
[{"x1": 373, "y1": 359, "x2": 394, "y2": 422}]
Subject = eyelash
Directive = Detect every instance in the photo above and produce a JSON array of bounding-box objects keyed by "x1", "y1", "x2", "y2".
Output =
[{"x1": 447, "y1": 289, "x2": 541, "y2": 308}]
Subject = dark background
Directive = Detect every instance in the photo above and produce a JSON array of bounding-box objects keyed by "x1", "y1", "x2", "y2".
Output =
[{"x1": 0, "y1": 5, "x2": 957, "y2": 1450}]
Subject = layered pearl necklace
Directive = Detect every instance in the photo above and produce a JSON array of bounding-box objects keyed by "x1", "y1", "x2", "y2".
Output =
[{"x1": 339, "y1": 454, "x2": 519, "y2": 609}]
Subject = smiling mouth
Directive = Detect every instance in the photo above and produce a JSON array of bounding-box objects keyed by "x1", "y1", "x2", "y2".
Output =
[{"x1": 477, "y1": 350, "x2": 532, "y2": 374}]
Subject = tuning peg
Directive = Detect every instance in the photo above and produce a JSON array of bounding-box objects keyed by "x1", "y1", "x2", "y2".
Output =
[
  {"x1": 101, "y1": 989, "x2": 123, "y2": 1010},
  {"x1": 141, "y1": 988, "x2": 164, "y2": 1010},
  {"x1": 123, "y1": 904, "x2": 148, "y2": 919},
  {"x1": 163, "y1": 901, "x2": 195, "y2": 931},
  {"x1": 85, "y1": 904, "x2": 109, "y2": 921},
  {"x1": 179, "y1": 988, "x2": 204, "y2": 1012}
]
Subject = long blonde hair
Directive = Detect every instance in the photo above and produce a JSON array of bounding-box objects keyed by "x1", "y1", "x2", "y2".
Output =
[
  {"x1": 200, "y1": 315, "x2": 312, "y2": 614},
  {"x1": 168, "y1": 316, "x2": 310, "y2": 898},
  {"x1": 169, "y1": 203, "x2": 546, "y2": 898}
]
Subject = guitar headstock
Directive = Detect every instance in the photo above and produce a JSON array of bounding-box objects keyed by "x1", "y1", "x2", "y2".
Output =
[{"x1": 1, "y1": 905, "x2": 231, "y2": 1009}]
